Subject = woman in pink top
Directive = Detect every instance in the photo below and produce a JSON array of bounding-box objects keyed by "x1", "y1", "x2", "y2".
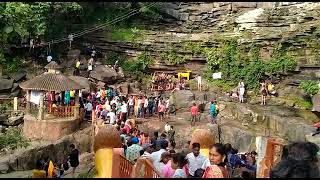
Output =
[
  {"x1": 158, "y1": 101, "x2": 165, "y2": 122},
  {"x1": 161, "y1": 160, "x2": 189, "y2": 178},
  {"x1": 190, "y1": 103, "x2": 198, "y2": 126}
]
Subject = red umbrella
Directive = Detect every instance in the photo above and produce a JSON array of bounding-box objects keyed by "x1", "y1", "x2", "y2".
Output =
[{"x1": 313, "y1": 121, "x2": 320, "y2": 128}]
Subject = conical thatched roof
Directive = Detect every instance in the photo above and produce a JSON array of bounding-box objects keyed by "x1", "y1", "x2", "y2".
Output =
[
  {"x1": 44, "y1": 61, "x2": 63, "y2": 70},
  {"x1": 20, "y1": 73, "x2": 84, "y2": 92}
]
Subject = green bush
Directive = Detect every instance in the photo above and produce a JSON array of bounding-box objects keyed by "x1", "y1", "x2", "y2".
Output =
[
  {"x1": 203, "y1": 40, "x2": 297, "y2": 91},
  {"x1": 109, "y1": 27, "x2": 143, "y2": 42},
  {"x1": 0, "y1": 127, "x2": 30, "y2": 150},
  {"x1": 104, "y1": 51, "x2": 126, "y2": 66},
  {"x1": 0, "y1": 102, "x2": 13, "y2": 111},
  {"x1": 265, "y1": 43, "x2": 297, "y2": 77},
  {"x1": 160, "y1": 50, "x2": 186, "y2": 65},
  {"x1": 299, "y1": 80, "x2": 320, "y2": 96},
  {"x1": 122, "y1": 51, "x2": 153, "y2": 78}
]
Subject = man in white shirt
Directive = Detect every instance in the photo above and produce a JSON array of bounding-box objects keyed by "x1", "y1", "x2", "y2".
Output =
[
  {"x1": 107, "y1": 109, "x2": 116, "y2": 124},
  {"x1": 197, "y1": 75, "x2": 202, "y2": 91},
  {"x1": 84, "y1": 101, "x2": 93, "y2": 121},
  {"x1": 186, "y1": 143, "x2": 208, "y2": 177},
  {"x1": 120, "y1": 102, "x2": 128, "y2": 122},
  {"x1": 128, "y1": 96, "x2": 134, "y2": 117},
  {"x1": 141, "y1": 143, "x2": 154, "y2": 159},
  {"x1": 137, "y1": 97, "x2": 142, "y2": 118},
  {"x1": 151, "y1": 140, "x2": 169, "y2": 174},
  {"x1": 143, "y1": 96, "x2": 148, "y2": 117}
]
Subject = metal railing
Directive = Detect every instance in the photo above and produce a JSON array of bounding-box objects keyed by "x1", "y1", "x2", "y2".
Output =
[
  {"x1": 144, "y1": 159, "x2": 161, "y2": 178},
  {"x1": 119, "y1": 154, "x2": 134, "y2": 178},
  {"x1": 50, "y1": 106, "x2": 75, "y2": 118}
]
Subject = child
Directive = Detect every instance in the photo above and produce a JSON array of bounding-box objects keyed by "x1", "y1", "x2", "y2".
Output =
[{"x1": 190, "y1": 103, "x2": 198, "y2": 126}]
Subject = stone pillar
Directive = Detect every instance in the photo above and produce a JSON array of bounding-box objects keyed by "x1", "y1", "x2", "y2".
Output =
[
  {"x1": 38, "y1": 93, "x2": 45, "y2": 120},
  {"x1": 13, "y1": 97, "x2": 18, "y2": 111},
  {"x1": 26, "y1": 90, "x2": 31, "y2": 114},
  {"x1": 74, "y1": 92, "x2": 80, "y2": 119}
]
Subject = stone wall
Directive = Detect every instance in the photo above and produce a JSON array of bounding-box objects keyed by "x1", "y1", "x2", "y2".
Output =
[
  {"x1": 82, "y1": 2, "x2": 320, "y2": 78},
  {"x1": 23, "y1": 115, "x2": 81, "y2": 141}
]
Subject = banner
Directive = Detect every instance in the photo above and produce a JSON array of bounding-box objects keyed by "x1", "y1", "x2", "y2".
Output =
[
  {"x1": 30, "y1": 91, "x2": 41, "y2": 105},
  {"x1": 212, "y1": 72, "x2": 222, "y2": 79}
]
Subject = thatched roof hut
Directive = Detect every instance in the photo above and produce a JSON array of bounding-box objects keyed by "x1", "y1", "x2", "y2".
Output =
[{"x1": 20, "y1": 61, "x2": 84, "y2": 92}]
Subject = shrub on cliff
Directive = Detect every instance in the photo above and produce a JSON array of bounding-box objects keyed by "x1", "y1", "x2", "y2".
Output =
[{"x1": 0, "y1": 127, "x2": 30, "y2": 151}]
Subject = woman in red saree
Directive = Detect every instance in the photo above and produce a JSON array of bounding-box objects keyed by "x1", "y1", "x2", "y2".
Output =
[{"x1": 203, "y1": 143, "x2": 230, "y2": 178}]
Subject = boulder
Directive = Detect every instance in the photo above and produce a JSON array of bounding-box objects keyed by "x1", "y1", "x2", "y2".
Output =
[
  {"x1": 2, "y1": 115, "x2": 24, "y2": 126},
  {"x1": 90, "y1": 65, "x2": 121, "y2": 83},
  {"x1": 11, "y1": 83, "x2": 19, "y2": 93},
  {"x1": 67, "y1": 49, "x2": 81, "y2": 60},
  {"x1": 312, "y1": 94, "x2": 320, "y2": 112},
  {"x1": 10, "y1": 89, "x2": 20, "y2": 98},
  {"x1": 0, "y1": 114, "x2": 8, "y2": 124},
  {"x1": 0, "y1": 126, "x2": 93, "y2": 172},
  {"x1": 0, "y1": 79, "x2": 13, "y2": 91},
  {"x1": 0, "y1": 161, "x2": 9, "y2": 174},
  {"x1": 10, "y1": 71, "x2": 27, "y2": 82},
  {"x1": 173, "y1": 90, "x2": 195, "y2": 109}
]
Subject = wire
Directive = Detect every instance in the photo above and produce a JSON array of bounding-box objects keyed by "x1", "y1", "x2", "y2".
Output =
[{"x1": 44, "y1": 2, "x2": 158, "y2": 45}]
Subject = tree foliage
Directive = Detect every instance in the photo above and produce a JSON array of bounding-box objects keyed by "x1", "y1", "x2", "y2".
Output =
[
  {"x1": 299, "y1": 80, "x2": 320, "y2": 96},
  {"x1": 204, "y1": 39, "x2": 297, "y2": 90}
]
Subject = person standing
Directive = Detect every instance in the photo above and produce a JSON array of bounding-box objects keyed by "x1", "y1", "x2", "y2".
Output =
[
  {"x1": 143, "y1": 96, "x2": 148, "y2": 118},
  {"x1": 210, "y1": 101, "x2": 217, "y2": 124},
  {"x1": 120, "y1": 101, "x2": 128, "y2": 122},
  {"x1": 190, "y1": 103, "x2": 198, "y2": 126},
  {"x1": 260, "y1": 81, "x2": 267, "y2": 105},
  {"x1": 186, "y1": 143, "x2": 208, "y2": 178},
  {"x1": 75, "y1": 59, "x2": 80, "y2": 76},
  {"x1": 126, "y1": 137, "x2": 143, "y2": 162},
  {"x1": 151, "y1": 140, "x2": 169, "y2": 175},
  {"x1": 197, "y1": 75, "x2": 202, "y2": 92},
  {"x1": 148, "y1": 96, "x2": 154, "y2": 117},
  {"x1": 165, "y1": 97, "x2": 170, "y2": 118},
  {"x1": 68, "y1": 144, "x2": 79, "y2": 178},
  {"x1": 87, "y1": 57, "x2": 93, "y2": 72},
  {"x1": 158, "y1": 101, "x2": 166, "y2": 122},
  {"x1": 128, "y1": 95, "x2": 134, "y2": 117},
  {"x1": 238, "y1": 81, "x2": 245, "y2": 103}
]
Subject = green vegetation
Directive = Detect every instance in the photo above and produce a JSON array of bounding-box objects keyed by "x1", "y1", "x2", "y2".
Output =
[
  {"x1": 122, "y1": 51, "x2": 153, "y2": 78},
  {"x1": 160, "y1": 49, "x2": 186, "y2": 65},
  {"x1": 0, "y1": 102, "x2": 13, "y2": 111},
  {"x1": 104, "y1": 51, "x2": 127, "y2": 66},
  {"x1": 299, "y1": 80, "x2": 320, "y2": 96},
  {"x1": 0, "y1": 127, "x2": 30, "y2": 151},
  {"x1": 183, "y1": 41, "x2": 204, "y2": 56},
  {"x1": 203, "y1": 38, "x2": 297, "y2": 90},
  {"x1": 109, "y1": 26, "x2": 143, "y2": 42},
  {"x1": 0, "y1": 2, "x2": 165, "y2": 74}
]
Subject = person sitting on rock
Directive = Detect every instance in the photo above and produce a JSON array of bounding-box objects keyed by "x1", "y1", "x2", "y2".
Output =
[{"x1": 267, "y1": 82, "x2": 277, "y2": 97}]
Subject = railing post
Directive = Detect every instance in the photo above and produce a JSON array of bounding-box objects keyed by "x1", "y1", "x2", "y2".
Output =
[
  {"x1": 13, "y1": 97, "x2": 18, "y2": 111},
  {"x1": 26, "y1": 90, "x2": 31, "y2": 114},
  {"x1": 38, "y1": 93, "x2": 45, "y2": 120}
]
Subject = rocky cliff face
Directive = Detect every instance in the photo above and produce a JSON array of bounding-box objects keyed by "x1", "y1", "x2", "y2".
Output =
[{"x1": 84, "y1": 2, "x2": 320, "y2": 73}]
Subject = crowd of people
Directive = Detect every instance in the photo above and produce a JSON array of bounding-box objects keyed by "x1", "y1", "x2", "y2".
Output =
[
  {"x1": 117, "y1": 126, "x2": 260, "y2": 179},
  {"x1": 81, "y1": 86, "x2": 177, "y2": 124},
  {"x1": 151, "y1": 72, "x2": 187, "y2": 92}
]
